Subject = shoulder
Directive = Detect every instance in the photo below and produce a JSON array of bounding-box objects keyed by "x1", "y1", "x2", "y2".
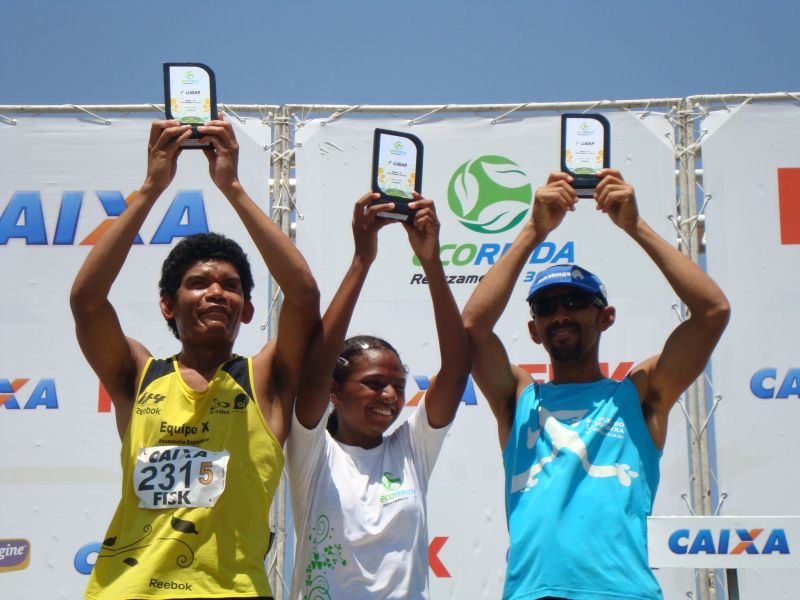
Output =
[
  {"x1": 627, "y1": 355, "x2": 659, "y2": 406},
  {"x1": 285, "y1": 414, "x2": 331, "y2": 480},
  {"x1": 515, "y1": 380, "x2": 539, "y2": 407},
  {"x1": 385, "y1": 412, "x2": 426, "y2": 455},
  {"x1": 512, "y1": 364, "x2": 535, "y2": 397},
  {"x1": 130, "y1": 354, "x2": 171, "y2": 395},
  {"x1": 597, "y1": 377, "x2": 641, "y2": 407},
  {"x1": 250, "y1": 343, "x2": 285, "y2": 414},
  {"x1": 404, "y1": 398, "x2": 453, "y2": 436},
  {"x1": 387, "y1": 413, "x2": 414, "y2": 442},
  {"x1": 251, "y1": 340, "x2": 293, "y2": 401},
  {"x1": 220, "y1": 355, "x2": 254, "y2": 387},
  {"x1": 511, "y1": 366, "x2": 536, "y2": 403},
  {"x1": 288, "y1": 406, "x2": 331, "y2": 447},
  {"x1": 102, "y1": 339, "x2": 153, "y2": 403}
]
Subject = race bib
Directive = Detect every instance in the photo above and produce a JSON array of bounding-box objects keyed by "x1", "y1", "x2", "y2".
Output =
[{"x1": 133, "y1": 446, "x2": 229, "y2": 510}]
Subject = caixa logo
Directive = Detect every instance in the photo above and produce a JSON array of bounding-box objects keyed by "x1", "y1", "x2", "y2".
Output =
[
  {"x1": 0, "y1": 190, "x2": 208, "y2": 245},
  {"x1": 669, "y1": 528, "x2": 790, "y2": 555},
  {"x1": 750, "y1": 368, "x2": 800, "y2": 399},
  {"x1": 0, "y1": 378, "x2": 58, "y2": 409}
]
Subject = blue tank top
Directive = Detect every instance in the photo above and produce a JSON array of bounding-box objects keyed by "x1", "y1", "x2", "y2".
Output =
[{"x1": 502, "y1": 378, "x2": 663, "y2": 600}]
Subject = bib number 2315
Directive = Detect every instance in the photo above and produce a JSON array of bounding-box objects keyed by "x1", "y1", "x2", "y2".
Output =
[{"x1": 133, "y1": 446, "x2": 229, "y2": 509}]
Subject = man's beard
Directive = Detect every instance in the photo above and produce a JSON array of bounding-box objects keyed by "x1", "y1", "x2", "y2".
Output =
[{"x1": 546, "y1": 323, "x2": 583, "y2": 362}]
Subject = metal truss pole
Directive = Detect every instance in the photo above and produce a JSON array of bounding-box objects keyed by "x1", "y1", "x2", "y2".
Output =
[
  {"x1": 676, "y1": 102, "x2": 717, "y2": 600},
  {"x1": 267, "y1": 105, "x2": 292, "y2": 600}
]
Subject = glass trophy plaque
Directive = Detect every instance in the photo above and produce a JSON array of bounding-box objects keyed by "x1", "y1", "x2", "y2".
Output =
[
  {"x1": 163, "y1": 63, "x2": 217, "y2": 149},
  {"x1": 561, "y1": 113, "x2": 610, "y2": 197},
  {"x1": 371, "y1": 128, "x2": 424, "y2": 222}
]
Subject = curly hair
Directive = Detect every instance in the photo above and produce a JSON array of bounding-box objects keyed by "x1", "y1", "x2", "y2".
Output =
[
  {"x1": 158, "y1": 233, "x2": 254, "y2": 339},
  {"x1": 327, "y1": 335, "x2": 406, "y2": 435}
]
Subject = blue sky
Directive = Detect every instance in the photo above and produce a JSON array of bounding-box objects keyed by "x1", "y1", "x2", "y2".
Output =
[{"x1": 1, "y1": 0, "x2": 797, "y2": 106}]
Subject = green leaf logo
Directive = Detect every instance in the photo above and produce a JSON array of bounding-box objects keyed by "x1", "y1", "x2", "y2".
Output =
[
  {"x1": 381, "y1": 472, "x2": 402, "y2": 491},
  {"x1": 447, "y1": 155, "x2": 532, "y2": 234}
]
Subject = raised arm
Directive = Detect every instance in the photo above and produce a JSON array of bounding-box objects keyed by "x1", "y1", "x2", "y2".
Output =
[
  {"x1": 594, "y1": 169, "x2": 730, "y2": 449},
  {"x1": 403, "y1": 196, "x2": 469, "y2": 428},
  {"x1": 462, "y1": 173, "x2": 578, "y2": 445},
  {"x1": 198, "y1": 117, "x2": 320, "y2": 442},
  {"x1": 295, "y1": 193, "x2": 392, "y2": 428},
  {"x1": 70, "y1": 121, "x2": 192, "y2": 436}
]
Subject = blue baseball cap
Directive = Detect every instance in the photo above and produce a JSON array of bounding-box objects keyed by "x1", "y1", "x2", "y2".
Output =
[{"x1": 526, "y1": 264, "x2": 608, "y2": 305}]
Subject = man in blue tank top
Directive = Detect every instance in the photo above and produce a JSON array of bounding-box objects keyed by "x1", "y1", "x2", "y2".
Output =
[{"x1": 462, "y1": 169, "x2": 730, "y2": 600}]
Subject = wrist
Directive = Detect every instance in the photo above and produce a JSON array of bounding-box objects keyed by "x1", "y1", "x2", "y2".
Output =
[
  {"x1": 218, "y1": 178, "x2": 244, "y2": 197},
  {"x1": 524, "y1": 220, "x2": 551, "y2": 246},
  {"x1": 418, "y1": 255, "x2": 444, "y2": 271},
  {"x1": 624, "y1": 215, "x2": 647, "y2": 238},
  {"x1": 351, "y1": 253, "x2": 375, "y2": 270},
  {"x1": 139, "y1": 180, "x2": 166, "y2": 201}
]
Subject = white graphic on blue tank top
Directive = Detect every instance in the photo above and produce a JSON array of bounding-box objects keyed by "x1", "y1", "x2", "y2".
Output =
[{"x1": 511, "y1": 405, "x2": 639, "y2": 494}]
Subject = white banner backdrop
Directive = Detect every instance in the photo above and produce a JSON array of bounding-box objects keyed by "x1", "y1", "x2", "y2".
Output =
[
  {"x1": 702, "y1": 102, "x2": 800, "y2": 598},
  {"x1": 295, "y1": 112, "x2": 694, "y2": 598},
  {"x1": 0, "y1": 116, "x2": 273, "y2": 599}
]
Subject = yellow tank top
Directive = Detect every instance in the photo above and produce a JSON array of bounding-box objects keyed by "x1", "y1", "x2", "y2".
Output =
[{"x1": 85, "y1": 356, "x2": 283, "y2": 599}]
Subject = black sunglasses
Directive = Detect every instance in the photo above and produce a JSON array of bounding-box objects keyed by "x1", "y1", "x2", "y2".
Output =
[{"x1": 529, "y1": 292, "x2": 605, "y2": 317}]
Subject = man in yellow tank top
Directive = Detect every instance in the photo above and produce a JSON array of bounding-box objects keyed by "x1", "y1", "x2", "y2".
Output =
[{"x1": 70, "y1": 117, "x2": 320, "y2": 600}]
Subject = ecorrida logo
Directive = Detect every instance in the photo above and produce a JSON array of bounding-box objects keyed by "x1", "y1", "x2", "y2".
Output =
[{"x1": 447, "y1": 155, "x2": 532, "y2": 234}]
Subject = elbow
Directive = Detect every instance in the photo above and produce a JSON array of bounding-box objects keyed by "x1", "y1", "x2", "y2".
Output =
[
  {"x1": 461, "y1": 307, "x2": 477, "y2": 335},
  {"x1": 69, "y1": 286, "x2": 81, "y2": 314},
  {"x1": 703, "y1": 294, "x2": 731, "y2": 334},
  {"x1": 69, "y1": 281, "x2": 93, "y2": 317},
  {"x1": 290, "y1": 277, "x2": 321, "y2": 312},
  {"x1": 303, "y1": 283, "x2": 321, "y2": 312},
  {"x1": 70, "y1": 274, "x2": 113, "y2": 321},
  {"x1": 310, "y1": 288, "x2": 322, "y2": 318},
  {"x1": 714, "y1": 299, "x2": 731, "y2": 332},
  {"x1": 462, "y1": 311, "x2": 489, "y2": 344}
]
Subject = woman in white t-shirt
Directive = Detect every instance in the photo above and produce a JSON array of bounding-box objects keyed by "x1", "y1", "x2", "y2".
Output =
[{"x1": 286, "y1": 192, "x2": 470, "y2": 600}]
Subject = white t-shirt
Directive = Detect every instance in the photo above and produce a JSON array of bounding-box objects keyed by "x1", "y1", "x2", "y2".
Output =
[{"x1": 286, "y1": 399, "x2": 449, "y2": 600}]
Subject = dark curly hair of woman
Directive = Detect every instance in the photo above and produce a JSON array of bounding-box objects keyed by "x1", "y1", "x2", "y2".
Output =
[{"x1": 158, "y1": 233, "x2": 254, "y2": 339}]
